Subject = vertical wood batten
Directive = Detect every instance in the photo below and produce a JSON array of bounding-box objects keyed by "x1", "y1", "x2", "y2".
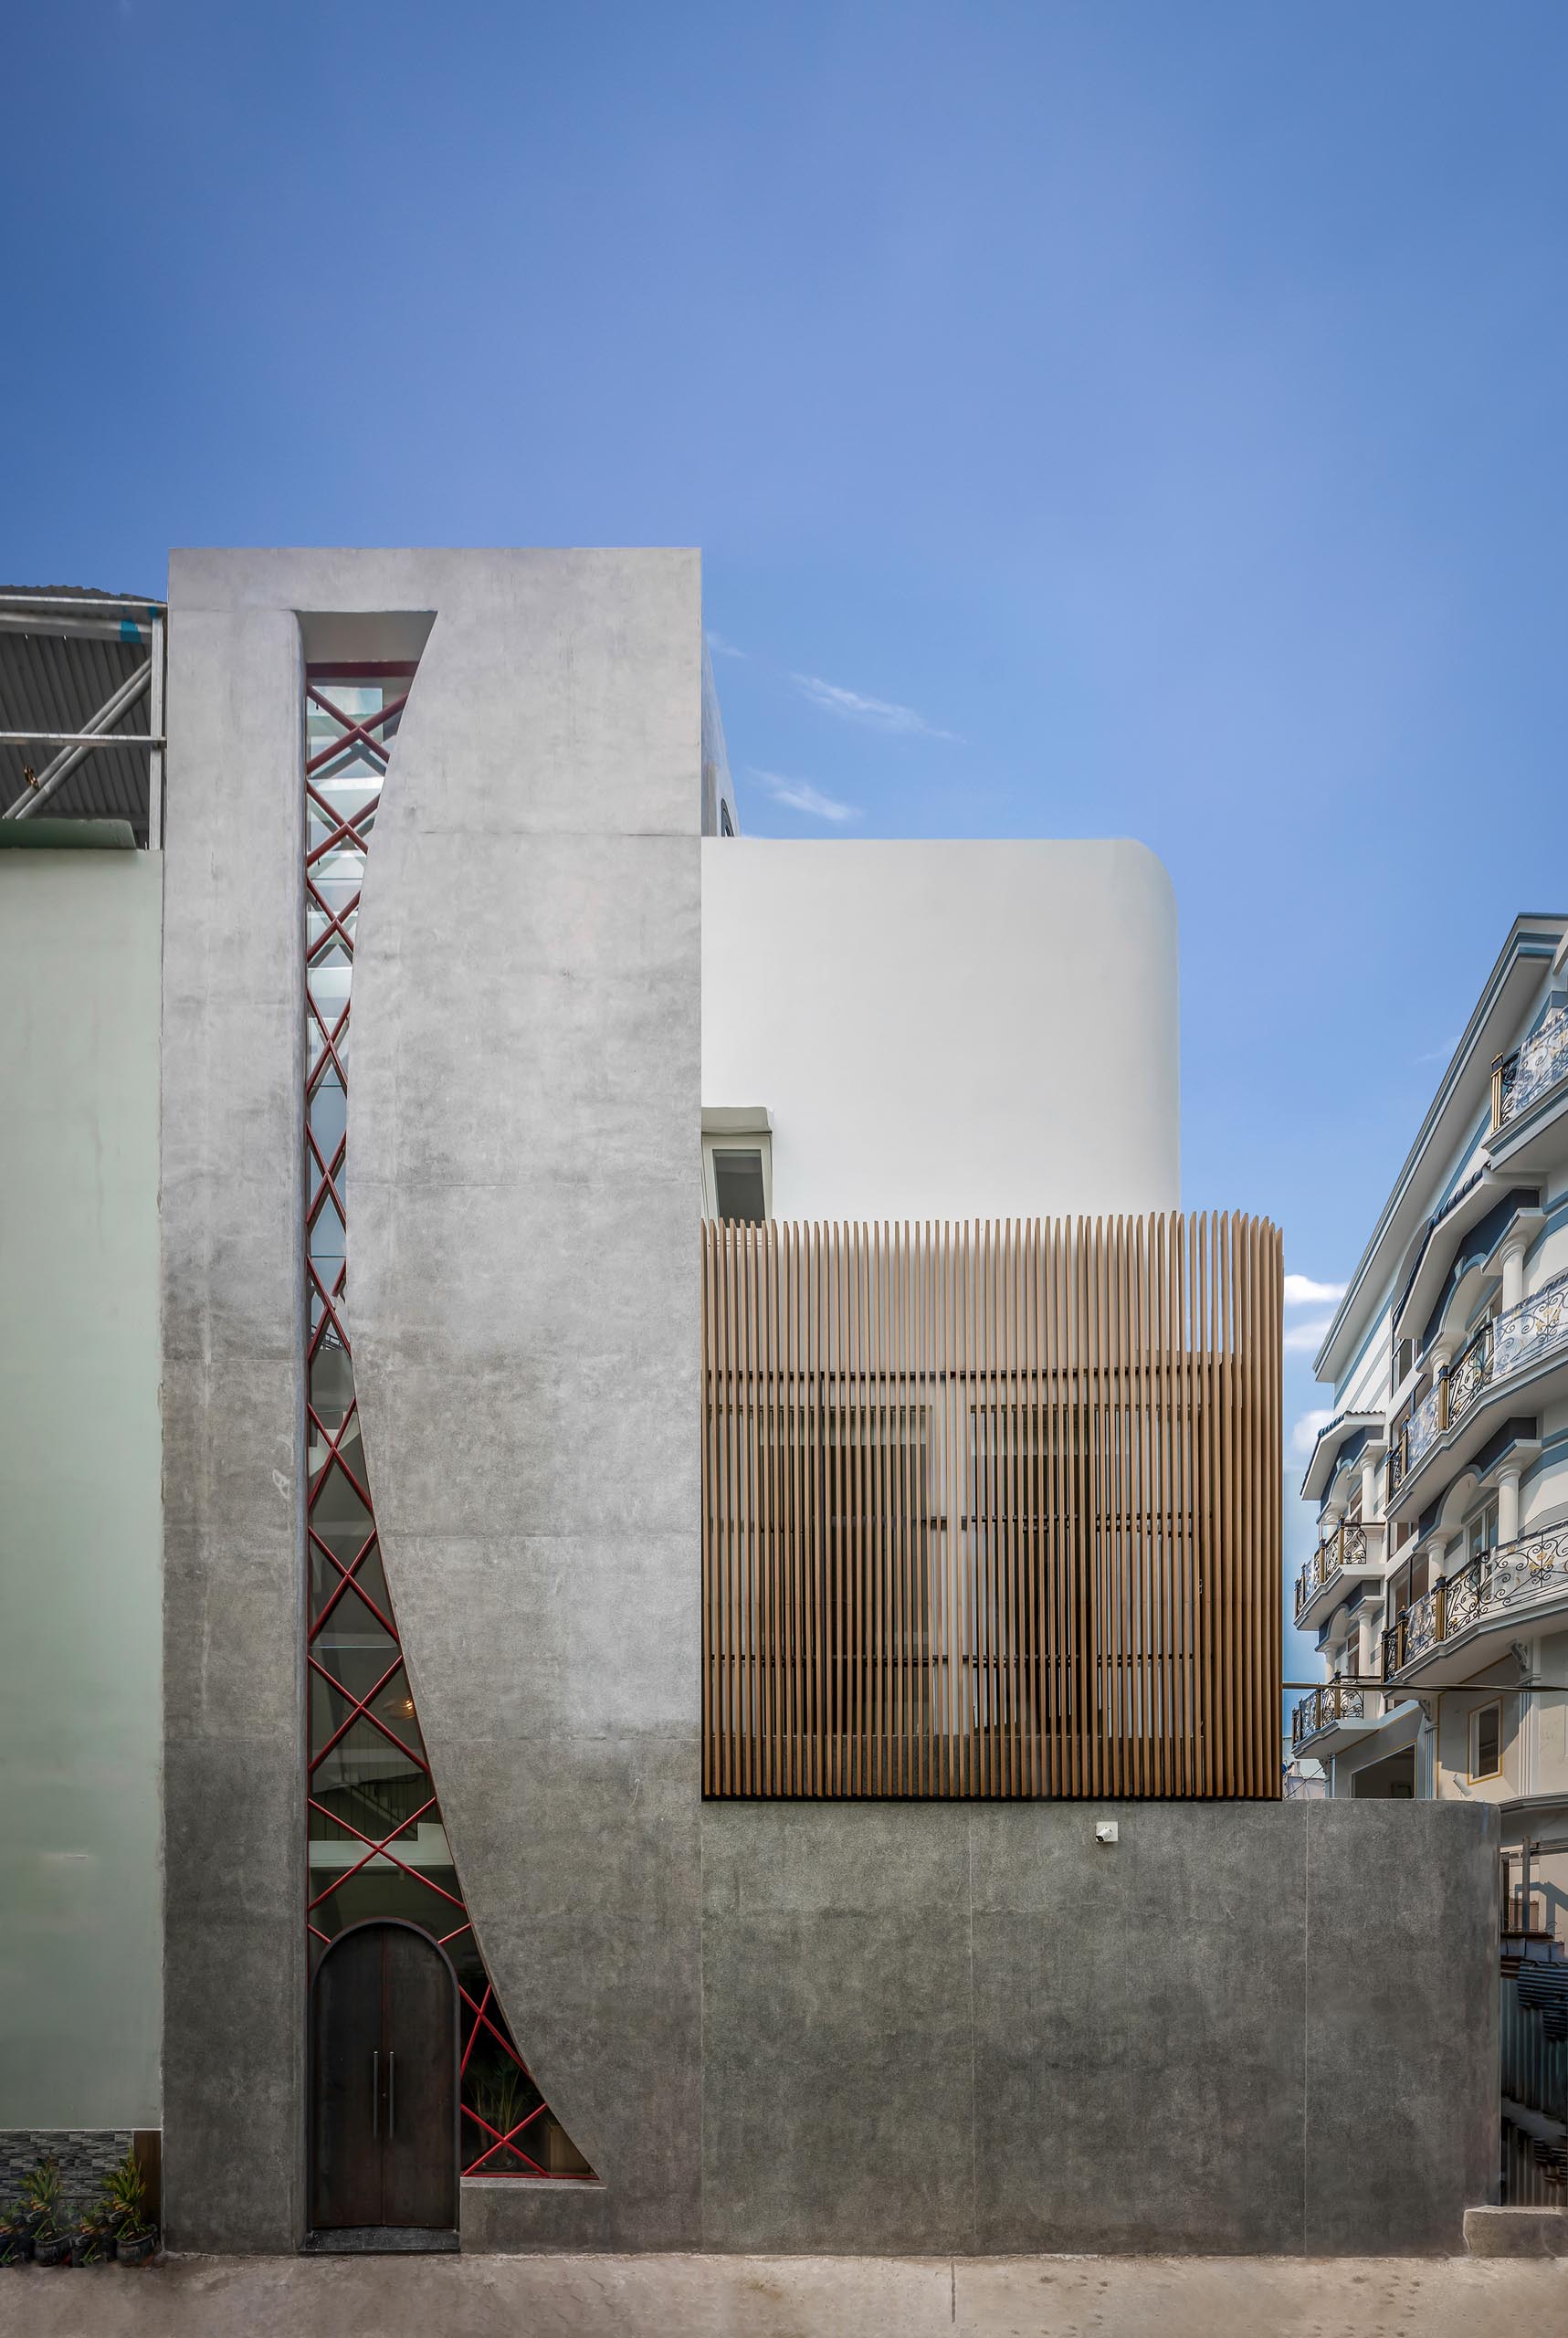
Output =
[{"x1": 700, "y1": 1215, "x2": 1282, "y2": 1798}]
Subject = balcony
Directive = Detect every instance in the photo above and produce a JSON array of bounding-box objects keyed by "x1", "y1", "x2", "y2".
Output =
[
  {"x1": 1386, "y1": 1267, "x2": 1568, "y2": 1511},
  {"x1": 1293, "y1": 1516, "x2": 1384, "y2": 1632},
  {"x1": 1291, "y1": 1676, "x2": 1384, "y2": 1754},
  {"x1": 1493, "y1": 1004, "x2": 1568, "y2": 1134},
  {"x1": 1382, "y1": 1525, "x2": 1568, "y2": 1684}
]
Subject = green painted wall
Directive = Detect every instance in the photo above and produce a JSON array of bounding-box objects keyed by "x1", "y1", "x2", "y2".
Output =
[{"x1": 0, "y1": 848, "x2": 162, "y2": 2126}]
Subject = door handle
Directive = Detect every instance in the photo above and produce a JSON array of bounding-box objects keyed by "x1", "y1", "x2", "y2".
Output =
[
  {"x1": 372, "y1": 2048, "x2": 380, "y2": 2138},
  {"x1": 387, "y1": 2050, "x2": 395, "y2": 2139}
]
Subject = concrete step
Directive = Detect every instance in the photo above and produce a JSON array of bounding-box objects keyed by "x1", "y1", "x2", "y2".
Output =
[{"x1": 1465, "y1": 2206, "x2": 1568, "y2": 2256}]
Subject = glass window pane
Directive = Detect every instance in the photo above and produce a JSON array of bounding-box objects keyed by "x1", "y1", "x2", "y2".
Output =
[{"x1": 713, "y1": 1147, "x2": 766, "y2": 1223}]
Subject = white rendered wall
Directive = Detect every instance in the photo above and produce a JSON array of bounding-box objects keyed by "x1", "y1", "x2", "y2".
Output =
[
  {"x1": 0, "y1": 849, "x2": 162, "y2": 2127},
  {"x1": 701, "y1": 839, "x2": 1179, "y2": 1223}
]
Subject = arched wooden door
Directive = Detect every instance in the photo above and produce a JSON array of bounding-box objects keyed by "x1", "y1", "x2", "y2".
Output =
[{"x1": 310, "y1": 1922, "x2": 458, "y2": 2238}]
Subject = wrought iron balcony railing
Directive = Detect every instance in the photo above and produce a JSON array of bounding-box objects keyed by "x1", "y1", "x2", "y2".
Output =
[
  {"x1": 1385, "y1": 1268, "x2": 1568, "y2": 1497},
  {"x1": 1493, "y1": 1267, "x2": 1568, "y2": 1380},
  {"x1": 1448, "y1": 1317, "x2": 1491, "y2": 1417},
  {"x1": 1292, "y1": 1517, "x2": 1373, "y2": 1625},
  {"x1": 1493, "y1": 1004, "x2": 1568, "y2": 1132},
  {"x1": 1291, "y1": 1676, "x2": 1367, "y2": 1751},
  {"x1": 1383, "y1": 1526, "x2": 1568, "y2": 1678}
]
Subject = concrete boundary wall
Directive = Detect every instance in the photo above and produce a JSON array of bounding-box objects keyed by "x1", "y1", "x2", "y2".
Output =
[
  {"x1": 696, "y1": 1799, "x2": 1500, "y2": 2257},
  {"x1": 469, "y1": 1798, "x2": 1498, "y2": 2256}
]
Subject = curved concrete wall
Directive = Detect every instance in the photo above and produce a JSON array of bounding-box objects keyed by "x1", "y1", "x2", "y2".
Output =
[{"x1": 349, "y1": 552, "x2": 703, "y2": 2247}]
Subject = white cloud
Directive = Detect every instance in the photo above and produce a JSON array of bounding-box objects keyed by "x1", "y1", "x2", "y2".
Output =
[
  {"x1": 1284, "y1": 1315, "x2": 1336, "y2": 1354},
  {"x1": 790, "y1": 671, "x2": 960, "y2": 742},
  {"x1": 1290, "y1": 1408, "x2": 1333, "y2": 1459},
  {"x1": 1283, "y1": 1274, "x2": 1346, "y2": 1308},
  {"x1": 1415, "y1": 1035, "x2": 1460, "y2": 1065},
  {"x1": 705, "y1": 630, "x2": 748, "y2": 661},
  {"x1": 752, "y1": 768, "x2": 859, "y2": 824}
]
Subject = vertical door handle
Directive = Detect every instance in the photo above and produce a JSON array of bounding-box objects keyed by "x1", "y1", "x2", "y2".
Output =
[
  {"x1": 387, "y1": 2050, "x2": 395, "y2": 2139},
  {"x1": 372, "y1": 2048, "x2": 380, "y2": 2138}
]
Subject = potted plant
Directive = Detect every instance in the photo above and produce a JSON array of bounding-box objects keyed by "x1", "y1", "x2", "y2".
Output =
[
  {"x1": 0, "y1": 2200, "x2": 34, "y2": 2266},
  {"x1": 21, "y1": 2159, "x2": 70, "y2": 2267},
  {"x1": 100, "y1": 2152, "x2": 157, "y2": 2267},
  {"x1": 69, "y1": 2214, "x2": 110, "y2": 2267}
]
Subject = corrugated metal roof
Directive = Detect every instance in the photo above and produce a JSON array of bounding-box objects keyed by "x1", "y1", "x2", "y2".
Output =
[{"x1": 0, "y1": 588, "x2": 162, "y2": 842}]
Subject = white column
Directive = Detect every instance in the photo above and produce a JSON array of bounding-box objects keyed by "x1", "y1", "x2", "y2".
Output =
[
  {"x1": 1500, "y1": 1234, "x2": 1528, "y2": 1315},
  {"x1": 1498, "y1": 1462, "x2": 1521, "y2": 1546},
  {"x1": 1361, "y1": 1454, "x2": 1379, "y2": 1518}
]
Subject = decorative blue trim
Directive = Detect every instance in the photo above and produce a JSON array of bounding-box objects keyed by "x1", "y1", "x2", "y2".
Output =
[
  {"x1": 1417, "y1": 1189, "x2": 1541, "y2": 1356},
  {"x1": 1413, "y1": 1418, "x2": 1542, "y2": 1539}
]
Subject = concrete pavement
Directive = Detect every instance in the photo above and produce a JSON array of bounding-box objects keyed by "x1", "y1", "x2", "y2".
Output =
[{"x1": 2, "y1": 2252, "x2": 1567, "y2": 2337}]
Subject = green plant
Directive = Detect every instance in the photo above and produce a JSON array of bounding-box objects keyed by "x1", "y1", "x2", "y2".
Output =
[
  {"x1": 469, "y1": 2056, "x2": 540, "y2": 2170},
  {"x1": 19, "y1": 2158, "x2": 63, "y2": 2239},
  {"x1": 71, "y1": 2217, "x2": 108, "y2": 2265},
  {"x1": 99, "y1": 2153, "x2": 149, "y2": 2239}
]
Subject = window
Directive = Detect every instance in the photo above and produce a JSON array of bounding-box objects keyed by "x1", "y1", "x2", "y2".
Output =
[
  {"x1": 711, "y1": 1148, "x2": 766, "y2": 1223},
  {"x1": 1469, "y1": 1701, "x2": 1501, "y2": 1781},
  {"x1": 701, "y1": 1109, "x2": 773, "y2": 1221},
  {"x1": 1467, "y1": 1501, "x2": 1499, "y2": 1562}
]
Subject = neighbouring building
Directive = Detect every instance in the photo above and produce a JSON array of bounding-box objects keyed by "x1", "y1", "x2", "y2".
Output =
[
  {"x1": 1, "y1": 554, "x2": 1500, "y2": 2259},
  {"x1": 1297, "y1": 915, "x2": 1568, "y2": 2198}
]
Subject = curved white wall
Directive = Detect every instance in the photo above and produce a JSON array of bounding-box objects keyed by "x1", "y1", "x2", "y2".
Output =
[{"x1": 701, "y1": 838, "x2": 1179, "y2": 1224}]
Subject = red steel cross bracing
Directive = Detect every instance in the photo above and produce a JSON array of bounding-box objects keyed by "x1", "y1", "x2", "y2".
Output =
[{"x1": 302, "y1": 664, "x2": 592, "y2": 2183}]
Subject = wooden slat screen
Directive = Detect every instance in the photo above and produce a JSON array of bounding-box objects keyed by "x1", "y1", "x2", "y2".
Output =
[{"x1": 701, "y1": 1214, "x2": 1282, "y2": 1798}]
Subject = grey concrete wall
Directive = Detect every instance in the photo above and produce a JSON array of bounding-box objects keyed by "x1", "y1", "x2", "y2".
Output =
[
  {"x1": 163, "y1": 549, "x2": 705, "y2": 2251},
  {"x1": 0, "y1": 849, "x2": 162, "y2": 2132},
  {"x1": 699, "y1": 1801, "x2": 1499, "y2": 2257},
  {"x1": 161, "y1": 584, "x2": 308, "y2": 2250},
  {"x1": 348, "y1": 552, "x2": 704, "y2": 2248}
]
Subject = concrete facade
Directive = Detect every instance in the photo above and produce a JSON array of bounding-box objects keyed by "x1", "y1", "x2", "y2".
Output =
[
  {"x1": 161, "y1": 582, "x2": 310, "y2": 2250},
  {"x1": 0, "y1": 848, "x2": 162, "y2": 2132},
  {"x1": 698, "y1": 1800, "x2": 1499, "y2": 2258},
  {"x1": 162, "y1": 549, "x2": 705, "y2": 2252},
  {"x1": 444, "y1": 1797, "x2": 1500, "y2": 2257},
  {"x1": 350, "y1": 552, "x2": 704, "y2": 2248},
  {"x1": 153, "y1": 547, "x2": 1499, "y2": 2262},
  {"x1": 701, "y1": 837, "x2": 1180, "y2": 1223}
]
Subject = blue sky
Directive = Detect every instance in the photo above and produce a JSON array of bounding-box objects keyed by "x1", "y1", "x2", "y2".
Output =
[{"x1": 9, "y1": 1, "x2": 1568, "y2": 1683}]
